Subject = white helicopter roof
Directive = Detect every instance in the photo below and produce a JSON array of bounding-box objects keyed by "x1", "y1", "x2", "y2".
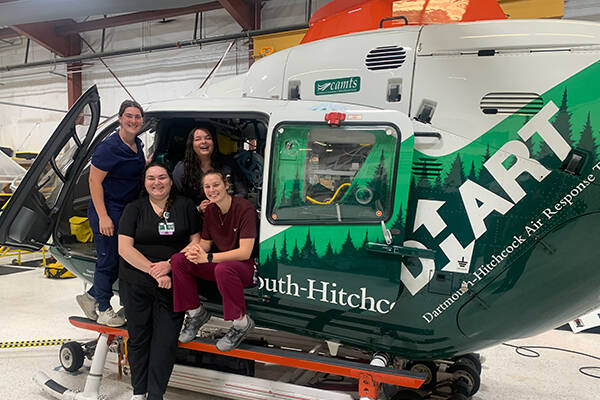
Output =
[
  {"x1": 418, "y1": 19, "x2": 600, "y2": 55},
  {"x1": 144, "y1": 96, "x2": 381, "y2": 115}
]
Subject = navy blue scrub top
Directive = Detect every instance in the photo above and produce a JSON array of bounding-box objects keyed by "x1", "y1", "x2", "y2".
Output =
[{"x1": 91, "y1": 130, "x2": 145, "y2": 206}]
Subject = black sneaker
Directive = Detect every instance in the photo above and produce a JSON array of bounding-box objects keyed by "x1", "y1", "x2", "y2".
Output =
[
  {"x1": 178, "y1": 308, "x2": 211, "y2": 343},
  {"x1": 216, "y1": 316, "x2": 255, "y2": 352}
]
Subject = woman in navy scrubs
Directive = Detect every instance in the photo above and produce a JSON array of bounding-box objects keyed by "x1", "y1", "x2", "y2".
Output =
[{"x1": 76, "y1": 100, "x2": 146, "y2": 327}]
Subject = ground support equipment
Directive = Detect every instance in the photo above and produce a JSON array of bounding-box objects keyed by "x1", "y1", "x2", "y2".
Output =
[{"x1": 34, "y1": 316, "x2": 426, "y2": 400}]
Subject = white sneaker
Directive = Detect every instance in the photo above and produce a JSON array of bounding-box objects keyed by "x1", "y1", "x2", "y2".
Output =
[
  {"x1": 97, "y1": 307, "x2": 126, "y2": 327},
  {"x1": 130, "y1": 395, "x2": 146, "y2": 400},
  {"x1": 76, "y1": 293, "x2": 98, "y2": 320}
]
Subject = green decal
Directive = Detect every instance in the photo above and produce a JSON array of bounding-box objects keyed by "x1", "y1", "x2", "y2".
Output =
[{"x1": 315, "y1": 76, "x2": 361, "y2": 95}]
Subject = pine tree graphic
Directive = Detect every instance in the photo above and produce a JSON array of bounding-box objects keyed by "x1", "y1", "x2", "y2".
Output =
[
  {"x1": 300, "y1": 228, "x2": 317, "y2": 259},
  {"x1": 339, "y1": 229, "x2": 356, "y2": 258},
  {"x1": 279, "y1": 182, "x2": 288, "y2": 208},
  {"x1": 289, "y1": 169, "x2": 302, "y2": 207},
  {"x1": 280, "y1": 232, "x2": 289, "y2": 264},
  {"x1": 578, "y1": 112, "x2": 597, "y2": 155},
  {"x1": 444, "y1": 154, "x2": 466, "y2": 187},
  {"x1": 552, "y1": 87, "x2": 574, "y2": 146},
  {"x1": 483, "y1": 144, "x2": 491, "y2": 162},
  {"x1": 290, "y1": 239, "x2": 301, "y2": 265},
  {"x1": 370, "y1": 150, "x2": 390, "y2": 202},
  {"x1": 467, "y1": 160, "x2": 477, "y2": 181}
]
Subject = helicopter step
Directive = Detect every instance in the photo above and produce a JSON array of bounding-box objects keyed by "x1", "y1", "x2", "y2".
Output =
[{"x1": 34, "y1": 316, "x2": 426, "y2": 400}]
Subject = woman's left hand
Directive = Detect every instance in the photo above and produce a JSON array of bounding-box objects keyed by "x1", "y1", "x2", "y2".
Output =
[
  {"x1": 156, "y1": 275, "x2": 172, "y2": 289},
  {"x1": 149, "y1": 261, "x2": 171, "y2": 279},
  {"x1": 184, "y1": 246, "x2": 207, "y2": 264}
]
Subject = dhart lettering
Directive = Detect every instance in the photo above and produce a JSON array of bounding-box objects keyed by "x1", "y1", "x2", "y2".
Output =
[
  {"x1": 405, "y1": 101, "x2": 572, "y2": 296},
  {"x1": 422, "y1": 167, "x2": 598, "y2": 323}
]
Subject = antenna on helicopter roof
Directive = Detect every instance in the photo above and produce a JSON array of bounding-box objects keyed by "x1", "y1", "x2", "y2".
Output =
[{"x1": 80, "y1": 37, "x2": 138, "y2": 103}]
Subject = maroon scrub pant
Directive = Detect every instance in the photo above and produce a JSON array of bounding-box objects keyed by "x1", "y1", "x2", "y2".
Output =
[{"x1": 170, "y1": 252, "x2": 254, "y2": 321}]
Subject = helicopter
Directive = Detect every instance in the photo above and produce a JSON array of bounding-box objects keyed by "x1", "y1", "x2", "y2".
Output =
[{"x1": 2, "y1": 0, "x2": 600, "y2": 399}]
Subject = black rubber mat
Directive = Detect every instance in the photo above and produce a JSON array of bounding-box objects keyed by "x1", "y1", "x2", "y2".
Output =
[
  {"x1": 15, "y1": 259, "x2": 45, "y2": 267},
  {"x1": 0, "y1": 266, "x2": 35, "y2": 276}
]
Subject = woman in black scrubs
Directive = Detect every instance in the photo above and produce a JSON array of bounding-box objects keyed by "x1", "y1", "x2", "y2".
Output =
[{"x1": 118, "y1": 162, "x2": 201, "y2": 400}]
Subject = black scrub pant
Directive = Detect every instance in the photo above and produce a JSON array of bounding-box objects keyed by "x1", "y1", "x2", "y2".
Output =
[{"x1": 120, "y1": 280, "x2": 184, "y2": 400}]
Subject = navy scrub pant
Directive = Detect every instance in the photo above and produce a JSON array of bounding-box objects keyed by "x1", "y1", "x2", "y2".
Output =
[
  {"x1": 87, "y1": 201, "x2": 124, "y2": 312},
  {"x1": 120, "y1": 280, "x2": 185, "y2": 400}
]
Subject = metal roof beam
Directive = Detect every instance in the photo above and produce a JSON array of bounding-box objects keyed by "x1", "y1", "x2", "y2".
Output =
[
  {"x1": 218, "y1": 0, "x2": 255, "y2": 30},
  {"x1": 55, "y1": 2, "x2": 223, "y2": 36},
  {"x1": 11, "y1": 20, "x2": 80, "y2": 57}
]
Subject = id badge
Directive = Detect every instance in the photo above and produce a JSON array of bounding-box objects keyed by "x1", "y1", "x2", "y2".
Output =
[{"x1": 158, "y1": 222, "x2": 175, "y2": 235}]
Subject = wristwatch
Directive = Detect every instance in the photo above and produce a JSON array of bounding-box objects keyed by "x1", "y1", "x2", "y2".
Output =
[{"x1": 207, "y1": 252, "x2": 213, "y2": 263}]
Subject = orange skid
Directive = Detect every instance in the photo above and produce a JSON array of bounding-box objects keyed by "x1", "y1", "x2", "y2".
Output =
[
  {"x1": 302, "y1": 0, "x2": 507, "y2": 43},
  {"x1": 69, "y1": 316, "x2": 425, "y2": 390}
]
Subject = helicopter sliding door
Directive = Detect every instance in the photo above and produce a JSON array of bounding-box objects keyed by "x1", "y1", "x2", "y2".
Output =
[
  {"x1": 0, "y1": 86, "x2": 100, "y2": 251},
  {"x1": 258, "y1": 103, "x2": 414, "y2": 327}
]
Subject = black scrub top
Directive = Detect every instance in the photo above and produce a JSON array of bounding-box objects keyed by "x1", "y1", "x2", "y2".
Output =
[{"x1": 118, "y1": 195, "x2": 202, "y2": 287}]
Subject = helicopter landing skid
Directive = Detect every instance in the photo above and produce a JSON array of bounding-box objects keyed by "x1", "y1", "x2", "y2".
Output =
[{"x1": 34, "y1": 316, "x2": 426, "y2": 400}]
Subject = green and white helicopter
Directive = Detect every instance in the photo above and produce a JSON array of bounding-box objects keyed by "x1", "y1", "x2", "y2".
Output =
[{"x1": 2, "y1": 2, "x2": 600, "y2": 399}]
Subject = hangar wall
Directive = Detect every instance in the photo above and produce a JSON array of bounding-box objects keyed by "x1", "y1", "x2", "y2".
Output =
[
  {"x1": 0, "y1": 0, "x2": 331, "y2": 152},
  {"x1": 2, "y1": 0, "x2": 599, "y2": 152}
]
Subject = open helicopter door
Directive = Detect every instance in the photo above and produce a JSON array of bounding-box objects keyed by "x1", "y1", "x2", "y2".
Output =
[
  {"x1": 0, "y1": 85, "x2": 100, "y2": 251},
  {"x1": 259, "y1": 102, "x2": 415, "y2": 324}
]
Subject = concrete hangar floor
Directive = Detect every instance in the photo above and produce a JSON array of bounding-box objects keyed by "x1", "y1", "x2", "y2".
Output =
[{"x1": 0, "y1": 260, "x2": 598, "y2": 400}]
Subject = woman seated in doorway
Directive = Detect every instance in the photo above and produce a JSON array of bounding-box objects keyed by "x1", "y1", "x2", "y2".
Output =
[
  {"x1": 118, "y1": 162, "x2": 202, "y2": 400},
  {"x1": 170, "y1": 170, "x2": 257, "y2": 352},
  {"x1": 173, "y1": 125, "x2": 247, "y2": 213}
]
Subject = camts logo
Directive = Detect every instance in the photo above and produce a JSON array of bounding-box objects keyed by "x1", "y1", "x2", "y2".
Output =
[{"x1": 315, "y1": 76, "x2": 361, "y2": 95}]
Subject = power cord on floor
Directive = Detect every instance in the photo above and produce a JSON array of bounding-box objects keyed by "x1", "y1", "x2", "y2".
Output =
[{"x1": 502, "y1": 343, "x2": 600, "y2": 379}]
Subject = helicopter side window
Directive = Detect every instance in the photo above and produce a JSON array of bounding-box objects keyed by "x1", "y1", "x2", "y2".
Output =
[
  {"x1": 36, "y1": 105, "x2": 95, "y2": 209},
  {"x1": 269, "y1": 123, "x2": 398, "y2": 224}
]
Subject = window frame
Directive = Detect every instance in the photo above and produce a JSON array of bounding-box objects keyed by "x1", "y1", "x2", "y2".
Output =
[{"x1": 266, "y1": 120, "x2": 402, "y2": 226}]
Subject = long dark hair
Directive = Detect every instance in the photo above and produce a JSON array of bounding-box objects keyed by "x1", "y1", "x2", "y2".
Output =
[
  {"x1": 182, "y1": 125, "x2": 223, "y2": 196},
  {"x1": 141, "y1": 161, "x2": 176, "y2": 216}
]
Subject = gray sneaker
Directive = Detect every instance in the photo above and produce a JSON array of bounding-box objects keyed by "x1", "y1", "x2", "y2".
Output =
[
  {"x1": 76, "y1": 293, "x2": 98, "y2": 321},
  {"x1": 178, "y1": 308, "x2": 211, "y2": 343},
  {"x1": 97, "y1": 307, "x2": 126, "y2": 327},
  {"x1": 216, "y1": 316, "x2": 255, "y2": 352}
]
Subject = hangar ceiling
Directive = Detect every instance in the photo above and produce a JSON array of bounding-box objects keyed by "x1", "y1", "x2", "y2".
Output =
[
  {"x1": 0, "y1": 0, "x2": 215, "y2": 26},
  {"x1": 0, "y1": 1, "x2": 261, "y2": 49},
  {"x1": 0, "y1": 0, "x2": 266, "y2": 107}
]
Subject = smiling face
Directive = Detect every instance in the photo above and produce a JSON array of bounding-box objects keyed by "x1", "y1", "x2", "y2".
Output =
[
  {"x1": 118, "y1": 106, "x2": 143, "y2": 137},
  {"x1": 203, "y1": 172, "x2": 230, "y2": 204},
  {"x1": 192, "y1": 128, "x2": 214, "y2": 159},
  {"x1": 144, "y1": 165, "x2": 172, "y2": 201}
]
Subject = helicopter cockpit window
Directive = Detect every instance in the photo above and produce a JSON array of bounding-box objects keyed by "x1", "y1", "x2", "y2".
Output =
[
  {"x1": 36, "y1": 104, "x2": 94, "y2": 209},
  {"x1": 269, "y1": 123, "x2": 398, "y2": 224}
]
